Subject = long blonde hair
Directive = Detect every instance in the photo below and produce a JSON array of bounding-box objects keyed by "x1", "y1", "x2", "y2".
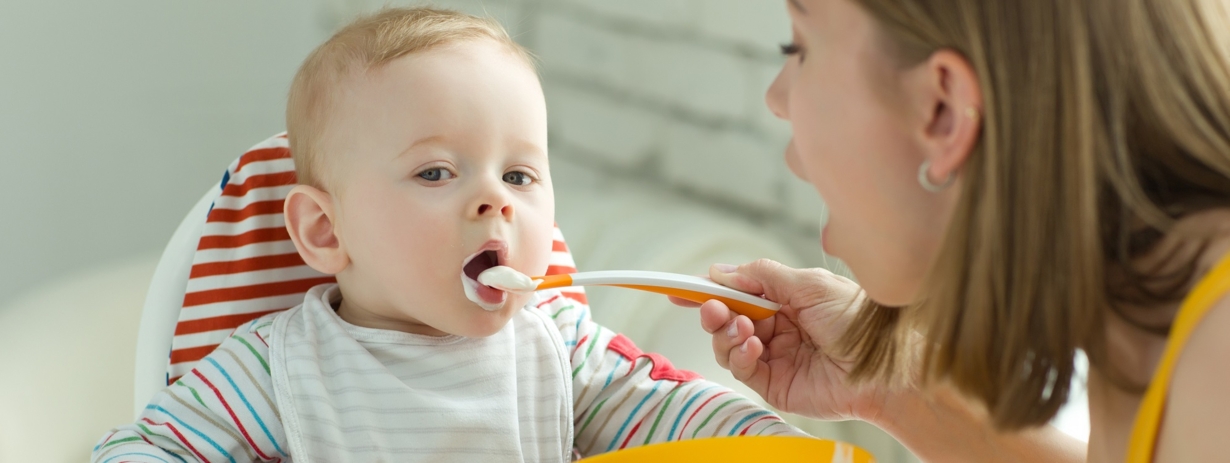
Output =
[{"x1": 839, "y1": 0, "x2": 1230, "y2": 429}]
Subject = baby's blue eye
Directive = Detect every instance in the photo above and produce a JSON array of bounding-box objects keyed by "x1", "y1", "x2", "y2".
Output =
[
  {"x1": 503, "y1": 171, "x2": 532, "y2": 186},
  {"x1": 418, "y1": 168, "x2": 453, "y2": 182}
]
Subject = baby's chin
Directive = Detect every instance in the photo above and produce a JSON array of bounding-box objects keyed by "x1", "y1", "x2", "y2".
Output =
[{"x1": 447, "y1": 293, "x2": 532, "y2": 338}]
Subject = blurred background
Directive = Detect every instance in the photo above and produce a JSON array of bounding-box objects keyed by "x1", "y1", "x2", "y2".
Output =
[
  {"x1": 0, "y1": 0, "x2": 934, "y2": 460},
  {"x1": 0, "y1": 0, "x2": 839, "y2": 301}
]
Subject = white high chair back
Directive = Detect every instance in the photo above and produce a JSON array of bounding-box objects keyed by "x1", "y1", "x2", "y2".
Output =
[{"x1": 132, "y1": 133, "x2": 587, "y2": 417}]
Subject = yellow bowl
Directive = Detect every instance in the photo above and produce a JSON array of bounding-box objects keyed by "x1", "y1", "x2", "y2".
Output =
[{"x1": 579, "y1": 436, "x2": 875, "y2": 462}]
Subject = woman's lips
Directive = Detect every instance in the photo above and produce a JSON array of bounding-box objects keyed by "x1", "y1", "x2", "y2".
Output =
[{"x1": 821, "y1": 223, "x2": 830, "y2": 253}]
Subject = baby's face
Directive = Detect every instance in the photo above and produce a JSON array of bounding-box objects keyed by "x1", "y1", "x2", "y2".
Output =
[{"x1": 323, "y1": 40, "x2": 553, "y2": 338}]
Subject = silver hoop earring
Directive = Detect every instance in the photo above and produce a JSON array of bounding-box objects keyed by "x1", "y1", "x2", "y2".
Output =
[{"x1": 918, "y1": 160, "x2": 954, "y2": 192}]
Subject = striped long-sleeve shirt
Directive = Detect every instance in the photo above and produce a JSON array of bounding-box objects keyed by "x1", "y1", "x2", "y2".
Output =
[{"x1": 92, "y1": 284, "x2": 805, "y2": 463}]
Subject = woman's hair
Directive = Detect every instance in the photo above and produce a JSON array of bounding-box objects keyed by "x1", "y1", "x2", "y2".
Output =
[
  {"x1": 839, "y1": 0, "x2": 1230, "y2": 429},
  {"x1": 286, "y1": 7, "x2": 534, "y2": 189}
]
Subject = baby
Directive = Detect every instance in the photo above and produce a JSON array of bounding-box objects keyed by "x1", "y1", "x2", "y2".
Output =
[{"x1": 92, "y1": 7, "x2": 804, "y2": 462}]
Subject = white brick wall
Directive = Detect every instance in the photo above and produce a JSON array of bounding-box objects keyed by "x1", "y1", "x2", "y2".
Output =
[
  {"x1": 662, "y1": 122, "x2": 779, "y2": 210},
  {"x1": 557, "y1": 0, "x2": 697, "y2": 29},
  {"x1": 545, "y1": 85, "x2": 665, "y2": 168},
  {"x1": 694, "y1": 0, "x2": 792, "y2": 52}
]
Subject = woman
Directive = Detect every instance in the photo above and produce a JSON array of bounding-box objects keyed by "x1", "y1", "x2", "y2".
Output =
[{"x1": 684, "y1": 0, "x2": 1230, "y2": 461}]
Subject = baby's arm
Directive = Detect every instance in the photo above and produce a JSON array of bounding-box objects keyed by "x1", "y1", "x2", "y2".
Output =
[
  {"x1": 540, "y1": 292, "x2": 808, "y2": 458},
  {"x1": 91, "y1": 317, "x2": 287, "y2": 463}
]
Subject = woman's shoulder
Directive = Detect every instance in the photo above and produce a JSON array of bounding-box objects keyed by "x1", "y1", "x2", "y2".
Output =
[{"x1": 1155, "y1": 228, "x2": 1230, "y2": 461}]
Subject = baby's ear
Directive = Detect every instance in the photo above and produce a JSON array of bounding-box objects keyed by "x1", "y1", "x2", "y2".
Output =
[{"x1": 284, "y1": 185, "x2": 348, "y2": 275}]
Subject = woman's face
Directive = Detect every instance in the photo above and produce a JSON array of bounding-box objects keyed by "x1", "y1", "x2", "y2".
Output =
[{"x1": 768, "y1": 0, "x2": 965, "y2": 306}]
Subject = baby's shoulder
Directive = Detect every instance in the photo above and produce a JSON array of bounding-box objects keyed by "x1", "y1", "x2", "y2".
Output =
[{"x1": 231, "y1": 311, "x2": 282, "y2": 344}]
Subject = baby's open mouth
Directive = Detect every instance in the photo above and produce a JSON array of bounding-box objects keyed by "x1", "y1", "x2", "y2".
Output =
[{"x1": 461, "y1": 247, "x2": 508, "y2": 309}]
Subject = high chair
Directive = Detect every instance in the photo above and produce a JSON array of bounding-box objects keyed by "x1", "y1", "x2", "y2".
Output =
[{"x1": 131, "y1": 133, "x2": 588, "y2": 415}]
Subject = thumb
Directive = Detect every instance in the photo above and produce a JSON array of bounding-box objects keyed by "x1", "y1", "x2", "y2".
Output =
[{"x1": 709, "y1": 259, "x2": 793, "y2": 301}]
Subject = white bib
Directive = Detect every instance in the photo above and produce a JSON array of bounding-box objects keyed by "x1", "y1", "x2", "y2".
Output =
[{"x1": 269, "y1": 284, "x2": 574, "y2": 462}]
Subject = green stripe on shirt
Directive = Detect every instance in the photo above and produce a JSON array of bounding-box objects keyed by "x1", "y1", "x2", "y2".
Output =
[
  {"x1": 232, "y1": 335, "x2": 270, "y2": 374},
  {"x1": 691, "y1": 398, "x2": 741, "y2": 438},
  {"x1": 643, "y1": 385, "x2": 684, "y2": 445}
]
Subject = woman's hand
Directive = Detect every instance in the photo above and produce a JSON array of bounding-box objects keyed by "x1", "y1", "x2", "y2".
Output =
[
  {"x1": 683, "y1": 259, "x2": 887, "y2": 422},
  {"x1": 681, "y1": 260, "x2": 1087, "y2": 462}
]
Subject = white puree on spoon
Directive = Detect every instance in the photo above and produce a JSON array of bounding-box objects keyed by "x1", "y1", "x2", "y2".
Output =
[{"x1": 478, "y1": 266, "x2": 540, "y2": 293}]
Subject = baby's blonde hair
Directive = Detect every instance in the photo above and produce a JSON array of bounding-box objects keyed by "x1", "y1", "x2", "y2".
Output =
[{"x1": 286, "y1": 7, "x2": 534, "y2": 188}]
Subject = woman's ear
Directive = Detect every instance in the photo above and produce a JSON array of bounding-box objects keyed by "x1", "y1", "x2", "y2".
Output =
[
  {"x1": 909, "y1": 49, "x2": 983, "y2": 184},
  {"x1": 284, "y1": 185, "x2": 349, "y2": 275}
]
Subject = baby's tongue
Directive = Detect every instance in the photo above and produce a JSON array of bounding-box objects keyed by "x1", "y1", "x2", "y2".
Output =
[{"x1": 477, "y1": 266, "x2": 539, "y2": 293}]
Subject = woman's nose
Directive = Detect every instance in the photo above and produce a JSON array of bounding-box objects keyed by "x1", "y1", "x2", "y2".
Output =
[{"x1": 765, "y1": 66, "x2": 790, "y2": 120}]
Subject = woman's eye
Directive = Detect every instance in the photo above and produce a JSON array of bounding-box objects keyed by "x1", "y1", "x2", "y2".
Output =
[
  {"x1": 417, "y1": 168, "x2": 454, "y2": 182},
  {"x1": 502, "y1": 171, "x2": 533, "y2": 186},
  {"x1": 780, "y1": 42, "x2": 804, "y2": 62}
]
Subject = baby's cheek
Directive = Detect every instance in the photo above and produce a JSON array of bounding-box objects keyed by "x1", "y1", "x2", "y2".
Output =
[{"x1": 527, "y1": 230, "x2": 554, "y2": 275}]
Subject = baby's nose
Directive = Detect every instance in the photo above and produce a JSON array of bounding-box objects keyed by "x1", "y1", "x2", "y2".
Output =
[{"x1": 476, "y1": 203, "x2": 513, "y2": 219}]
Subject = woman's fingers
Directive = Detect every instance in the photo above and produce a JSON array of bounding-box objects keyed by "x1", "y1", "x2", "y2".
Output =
[
  {"x1": 709, "y1": 263, "x2": 768, "y2": 295},
  {"x1": 699, "y1": 299, "x2": 733, "y2": 334},
  {"x1": 667, "y1": 296, "x2": 702, "y2": 308},
  {"x1": 705, "y1": 300, "x2": 766, "y2": 373},
  {"x1": 728, "y1": 337, "x2": 770, "y2": 394}
]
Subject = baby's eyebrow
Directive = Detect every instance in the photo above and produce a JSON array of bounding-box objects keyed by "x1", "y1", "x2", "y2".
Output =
[
  {"x1": 396, "y1": 135, "x2": 447, "y2": 159},
  {"x1": 789, "y1": 0, "x2": 807, "y2": 14},
  {"x1": 506, "y1": 138, "x2": 548, "y2": 158}
]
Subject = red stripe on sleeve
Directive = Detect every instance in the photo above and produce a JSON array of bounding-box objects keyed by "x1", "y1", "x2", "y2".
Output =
[
  {"x1": 207, "y1": 200, "x2": 284, "y2": 223},
  {"x1": 545, "y1": 265, "x2": 577, "y2": 275},
  {"x1": 189, "y1": 253, "x2": 307, "y2": 278},
  {"x1": 170, "y1": 345, "x2": 219, "y2": 366},
  {"x1": 552, "y1": 240, "x2": 569, "y2": 252},
  {"x1": 182, "y1": 277, "x2": 334, "y2": 307},
  {"x1": 140, "y1": 417, "x2": 209, "y2": 462},
  {"x1": 234, "y1": 147, "x2": 291, "y2": 174},
  {"x1": 678, "y1": 391, "x2": 730, "y2": 439},
  {"x1": 174, "y1": 310, "x2": 284, "y2": 336},
  {"x1": 739, "y1": 415, "x2": 777, "y2": 436},
  {"x1": 535, "y1": 295, "x2": 561, "y2": 308},
  {"x1": 572, "y1": 335, "x2": 590, "y2": 356},
  {"x1": 562, "y1": 291, "x2": 588, "y2": 304},
  {"x1": 619, "y1": 418, "x2": 646, "y2": 449},
  {"x1": 197, "y1": 228, "x2": 291, "y2": 250},
  {"x1": 192, "y1": 370, "x2": 273, "y2": 460},
  {"x1": 221, "y1": 172, "x2": 296, "y2": 197}
]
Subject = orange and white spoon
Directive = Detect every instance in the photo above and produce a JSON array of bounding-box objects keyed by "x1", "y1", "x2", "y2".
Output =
[{"x1": 478, "y1": 266, "x2": 780, "y2": 321}]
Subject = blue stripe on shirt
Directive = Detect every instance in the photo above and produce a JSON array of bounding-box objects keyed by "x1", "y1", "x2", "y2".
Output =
[
  {"x1": 147, "y1": 404, "x2": 237, "y2": 463},
  {"x1": 101, "y1": 452, "x2": 172, "y2": 463},
  {"x1": 603, "y1": 357, "x2": 625, "y2": 389},
  {"x1": 667, "y1": 385, "x2": 718, "y2": 440},
  {"x1": 727, "y1": 410, "x2": 772, "y2": 436},
  {"x1": 203, "y1": 356, "x2": 287, "y2": 456},
  {"x1": 606, "y1": 381, "x2": 665, "y2": 452}
]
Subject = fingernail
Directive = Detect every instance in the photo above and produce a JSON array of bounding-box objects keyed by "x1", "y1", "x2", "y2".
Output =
[
  {"x1": 714, "y1": 264, "x2": 737, "y2": 274},
  {"x1": 726, "y1": 323, "x2": 738, "y2": 338},
  {"x1": 740, "y1": 339, "x2": 749, "y2": 353}
]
